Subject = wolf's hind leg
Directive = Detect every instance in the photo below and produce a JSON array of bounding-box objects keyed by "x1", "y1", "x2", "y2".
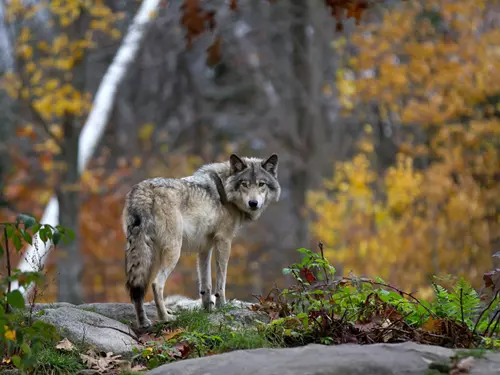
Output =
[
  {"x1": 152, "y1": 240, "x2": 181, "y2": 322},
  {"x1": 197, "y1": 249, "x2": 213, "y2": 312}
]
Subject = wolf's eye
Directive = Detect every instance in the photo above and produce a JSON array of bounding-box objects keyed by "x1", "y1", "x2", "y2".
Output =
[
  {"x1": 258, "y1": 182, "x2": 265, "y2": 187},
  {"x1": 241, "y1": 181, "x2": 249, "y2": 188}
]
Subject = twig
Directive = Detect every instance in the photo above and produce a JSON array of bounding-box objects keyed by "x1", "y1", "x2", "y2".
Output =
[
  {"x1": 490, "y1": 311, "x2": 500, "y2": 337},
  {"x1": 318, "y1": 241, "x2": 329, "y2": 284},
  {"x1": 3, "y1": 227, "x2": 11, "y2": 314},
  {"x1": 483, "y1": 309, "x2": 500, "y2": 337},
  {"x1": 473, "y1": 290, "x2": 500, "y2": 336},
  {"x1": 460, "y1": 287, "x2": 464, "y2": 325}
]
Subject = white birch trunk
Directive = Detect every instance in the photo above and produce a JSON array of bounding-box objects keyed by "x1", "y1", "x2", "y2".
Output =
[{"x1": 12, "y1": 0, "x2": 162, "y2": 295}]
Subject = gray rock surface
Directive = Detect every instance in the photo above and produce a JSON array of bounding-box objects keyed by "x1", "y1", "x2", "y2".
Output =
[
  {"x1": 147, "y1": 342, "x2": 500, "y2": 375},
  {"x1": 31, "y1": 296, "x2": 265, "y2": 357},
  {"x1": 75, "y1": 295, "x2": 257, "y2": 325},
  {"x1": 34, "y1": 306, "x2": 139, "y2": 356}
]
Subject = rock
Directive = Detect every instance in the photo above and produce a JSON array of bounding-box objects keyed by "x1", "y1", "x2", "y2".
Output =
[
  {"x1": 209, "y1": 307, "x2": 270, "y2": 327},
  {"x1": 30, "y1": 302, "x2": 75, "y2": 313},
  {"x1": 76, "y1": 295, "x2": 263, "y2": 327},
  {"x1": 76, "y1": 302, "x2": 157, "y2": 326},
  {"x1": 146, "y1": 342, "x2": 500, "y2": 375},
  {"x1": 35, "y1": 306, "x2": 139, "y2": 356},
  {"x1": 30, "y1": 296, "x2": 265, "y2": 357}
]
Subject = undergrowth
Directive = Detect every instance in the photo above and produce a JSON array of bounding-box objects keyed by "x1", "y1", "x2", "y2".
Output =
[
  {"x1": 252, "y1": 244, "x2": 500, "y2": 350},
  {"x1": 132, "y1": 305, "x2": 276, "y2": 370}
]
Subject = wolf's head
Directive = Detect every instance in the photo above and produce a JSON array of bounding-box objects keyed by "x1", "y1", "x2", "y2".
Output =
[{"x1": 225, "y1": 153, "x2": 281, "y2": 220}]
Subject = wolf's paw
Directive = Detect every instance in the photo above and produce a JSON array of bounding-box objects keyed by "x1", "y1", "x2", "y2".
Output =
[
  {"x1": 202, "y1": 299, "x2": 215, "y2": 312},
  {"x1": 158, "y1": 311, "x2": 177, "y2": 323},
  {"x1": 138, "y1": 317, "x2": 152, "y2": 330}
]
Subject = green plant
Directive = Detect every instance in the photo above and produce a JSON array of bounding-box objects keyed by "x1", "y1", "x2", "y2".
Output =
[
  {"x1": 0, "y1": 214, "x2": 74, "y2": 372},
  {"x1": 262, "y1": 244, "x2": 500, "y2": 348},
  {"x1": 132, "y1": 307, "x2": 277, "y2": 370}
]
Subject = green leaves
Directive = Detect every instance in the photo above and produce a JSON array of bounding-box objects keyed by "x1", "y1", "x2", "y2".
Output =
[
  {"x1": 7, "y1": 290, "x2": 25, "y2": 309},
  {"x1": 16, "y1": 214, "x2": 36, "y2": 230},
  {"x1": 0, "y1": 216, "x2": 75, "y2": 372}
]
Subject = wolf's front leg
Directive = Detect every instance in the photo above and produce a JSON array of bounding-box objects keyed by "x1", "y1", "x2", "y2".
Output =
[
  {"x1": 197, "y1": 249, "x2": 213, "y2": 312},
  {"x1": 214, "y1": 238, "x2": 231, "y2": 309}
]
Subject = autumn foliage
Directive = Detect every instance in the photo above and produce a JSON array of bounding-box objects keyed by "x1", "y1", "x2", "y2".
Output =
[{"x1": 309, "y1": 0, "x2": 500, "y2": 298}]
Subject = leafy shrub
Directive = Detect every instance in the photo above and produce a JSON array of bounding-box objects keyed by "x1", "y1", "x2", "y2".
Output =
[
  {"x1": 0, "y1": 214, "x2": 73, "y2": 372},
  {"x1": 258, "y1": 245, "x2": 500, "y2": 349}
]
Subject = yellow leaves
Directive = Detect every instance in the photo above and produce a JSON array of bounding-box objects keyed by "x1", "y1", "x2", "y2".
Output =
[
  {"x1": 4, "y1": 326, "x2": 16, "y2": 342},
  {"x1": 45, "y1": 79, "x2": 60, "y2": 91},
  {"x1": 25, "y1": 62, "x2": 36, "y2": 74},
  {"x1": 81, "y1": 170, "x2": 100, "y2": 193},
  {"x1": 385, "y1": 154, "x2": 422, "y2": 214},
  {"x1": 1, "y1": 72, "x2": 22, "y2": 99},
  {"x1": 53, "y1": 35, "x2": 69, "y2": 53},
  {"x1": 110, "y1": 29, "x2": 121, "y2": 40},
  {"x1": 149, "y1": 10, "x2": 159, "y2": 20},
  {"x1": 16, "y1": 124, "x2": 37, "y2": 140},
  {"x1": 138, "y1": 123, "x2": 156, "y2": 151},
  {"x1": 90, "y1": 19, "x2": 108, "y2": 31},
  {"x1": 31, "y1": 83, "x2": 90, "y2": 120},
  {"x1": 19, "y1": 28, "x2": 31, "y2": 43},
  {"x1": 336, "y1": 69, "x2": 356, "y2": 111},
  {"x1": 17, "y1": 44, "x2": 33, "y2": 60},
  {"x1": 37, "y1": 41, "x2": 50, "y2": 52}
]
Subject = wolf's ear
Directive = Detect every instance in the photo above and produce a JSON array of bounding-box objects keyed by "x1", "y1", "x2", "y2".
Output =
[
  {"x1": 261, "y1": 154, "x2": 278, "y2": 176},
  {"x1": 229, "y1": 154, "x2": 247, "y2": 174}
]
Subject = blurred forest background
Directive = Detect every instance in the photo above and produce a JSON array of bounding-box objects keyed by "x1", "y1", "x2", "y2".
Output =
[{"x1": 0, "y1": 0, "x2": 498, "y2": 305}]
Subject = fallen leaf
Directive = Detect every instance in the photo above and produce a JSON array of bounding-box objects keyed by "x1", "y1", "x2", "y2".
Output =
[
  {"x1": 55, "y1": 338, "x2": 74, "y2": 351},
  {"x1": 172, "y1": 342, "x2": 191, "y2": 359},
  {"x1": 80, "y1": 349, "x2": 123, "y2": 373},
  {"x1": 422, "y1": 317, "x2": 442, "y2": 334},
  {"x1": 163, "y1": 328, "x2": 185, "y2": 341},
  {"x1": 131, "y1": 364, "x2": 148, "y2": 371},
  {"x1": 456, "y1": 356, "x2": 475, "y2": 372}
]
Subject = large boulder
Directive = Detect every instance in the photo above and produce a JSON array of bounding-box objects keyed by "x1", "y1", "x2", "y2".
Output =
[
  {"x1": 147, "y1": 341, "x2": 500, "y2": 375},
  {"x1": 34, "y1": 306, "x2": 139, "y2": 356}
]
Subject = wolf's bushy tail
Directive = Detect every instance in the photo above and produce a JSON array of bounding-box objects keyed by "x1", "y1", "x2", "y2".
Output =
[{"x1": 124, "y1": 204, "x2": 155, "y2": 304}]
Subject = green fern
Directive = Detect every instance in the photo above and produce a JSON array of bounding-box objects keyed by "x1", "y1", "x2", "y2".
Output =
[{"x1": 431, "y1": 277, "x2": 480, "y2": 329}]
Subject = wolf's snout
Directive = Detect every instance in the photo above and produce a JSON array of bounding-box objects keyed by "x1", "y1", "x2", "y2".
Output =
[{"x1": 248, "y1": 200, "x2": 259, "y2": 210}]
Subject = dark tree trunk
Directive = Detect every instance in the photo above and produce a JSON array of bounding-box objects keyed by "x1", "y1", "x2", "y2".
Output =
[
  {"x1": 55, "y1": 113, "x2": 83, "y2": 304},
  {"x1": 54, "y1": 11, "x2": 88, "y2": 304},
  {"x1": 289, "y1": 0, "x2": 324, "y2": 248}
]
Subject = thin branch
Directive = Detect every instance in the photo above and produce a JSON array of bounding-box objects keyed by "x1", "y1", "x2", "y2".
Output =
[
  {"x1": 460, "y1": 287, "x2": 464, "y2": 325},
  {"x1": 472, "y1": 290, "x2": 500, "y2": 336},
  {"x1": 3, "y1": 226, "x2": 11, "y2": 314}
]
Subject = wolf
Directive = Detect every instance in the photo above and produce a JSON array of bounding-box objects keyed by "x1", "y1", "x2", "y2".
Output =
[{"x1": 123, "y1": 153, "x2": 280, "y2": 328}]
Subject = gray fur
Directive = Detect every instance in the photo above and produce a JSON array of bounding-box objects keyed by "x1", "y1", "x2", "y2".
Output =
[{"x1": 123, "y1": 154, "x2": 280, "y2": 328}]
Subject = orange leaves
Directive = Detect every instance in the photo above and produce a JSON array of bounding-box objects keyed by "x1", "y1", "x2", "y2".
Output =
[
  {"x1": 206, "y1": 37, "x2": 222, "y2": 67},
  {"x1": 178, "y1": 0, "x2": 376, "y2": 65},
  {"x1": 324, "y1": 0, "x2": 368, "y2": 31},
  {"x1": 180, "y1": 0, "x2": 216, "y2": 48}
]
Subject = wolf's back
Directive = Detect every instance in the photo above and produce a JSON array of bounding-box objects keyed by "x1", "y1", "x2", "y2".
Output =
[{"x1": 123, "y1": 185, "x2": 156, "y2": 303}]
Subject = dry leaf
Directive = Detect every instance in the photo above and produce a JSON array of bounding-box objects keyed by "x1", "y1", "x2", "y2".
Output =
[
  {"x1": 163, "y1": 328, "x2": 185, "y2": 341},
  {"x1": 456, "y1": 356, "x2": 475, "y2": 372},
  {"x1": 80, "y1": 349, "x2": 123, "y2": 373},
  {"x1": 55, "y1": 338, "x2": 74, "y2": 351}
]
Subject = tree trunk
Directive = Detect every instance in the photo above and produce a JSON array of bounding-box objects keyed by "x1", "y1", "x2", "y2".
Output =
[
  {"x1": 289, "y1": 0, "x2": 324, "y2": 248},
  {"x1": 55, "y1": 113, "x2": 83, "y2": 304}
]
